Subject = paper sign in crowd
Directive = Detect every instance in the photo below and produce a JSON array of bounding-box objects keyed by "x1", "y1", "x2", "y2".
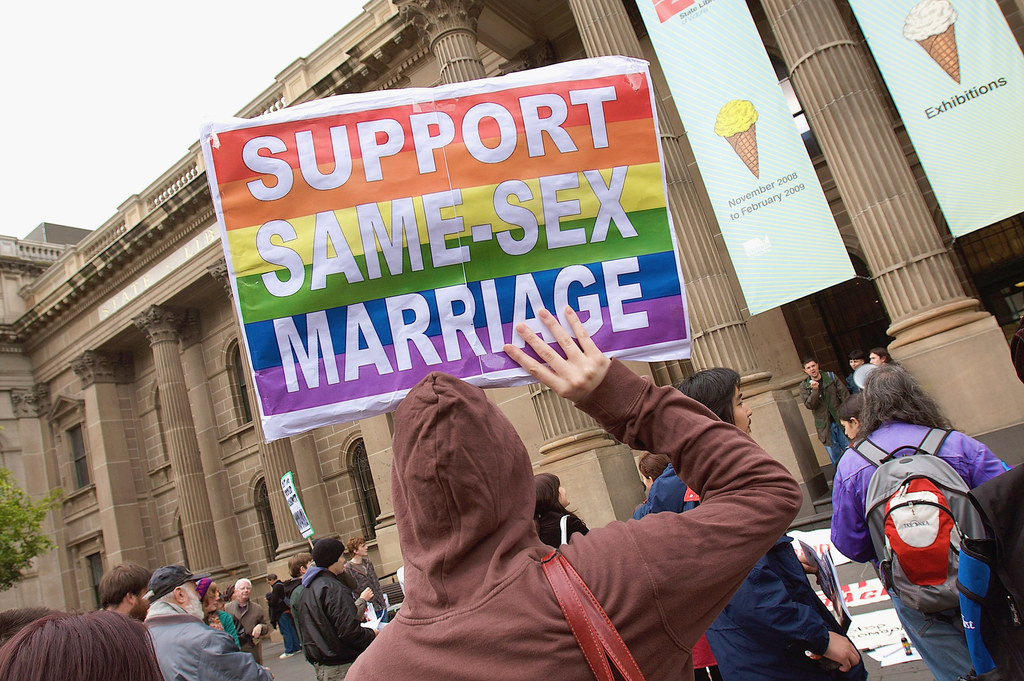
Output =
[{"x1": 201, "y1": 57, "x2": 689, "y2": 440}]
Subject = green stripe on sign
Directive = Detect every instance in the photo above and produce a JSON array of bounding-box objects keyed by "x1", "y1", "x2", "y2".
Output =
[{"x1": 235, "y1": 207, "x2": 672, "y2": 324}]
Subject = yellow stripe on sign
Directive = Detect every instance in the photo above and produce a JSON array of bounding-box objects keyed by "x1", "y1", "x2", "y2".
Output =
[{"x1": 225, "y1": 162, "x2": 667, "y2": 277}]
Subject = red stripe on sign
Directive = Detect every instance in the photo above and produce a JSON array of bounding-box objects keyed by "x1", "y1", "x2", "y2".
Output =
[{"x1": 210, "y1": 75, "x2": 653, "y2": 186}]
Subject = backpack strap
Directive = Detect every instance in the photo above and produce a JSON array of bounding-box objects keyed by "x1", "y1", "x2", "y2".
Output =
[
  {"x1": 917, "y1": 428, "x2": 953, "y2": 456},
  {"x1": 853, "y1": 427, "x2": 953, "y2": 468},
  {"x1": 852, "y1": 438, "x2": 891, "y2": 468},
  {"x1": 542, "y1": 550, "x2": 646, "y2": 681}
]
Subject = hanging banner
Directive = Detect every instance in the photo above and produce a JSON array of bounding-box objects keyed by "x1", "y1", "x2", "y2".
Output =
[
  {"x1": 847, "y1": 0, "x2": 1024, "y2": 238},
  {"x1": 200, "y1": 56, "x2": 689, "y2": 441},
  {"x1": 637, "y1": 0, "x2": 854, "y2": 315}
]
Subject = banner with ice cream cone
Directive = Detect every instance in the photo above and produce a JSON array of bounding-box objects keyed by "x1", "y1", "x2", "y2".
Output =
[
  {"x1": 847, "y1": 0, "x2": 1024, "y2": 237},
  {"x1": 635, "y1": 0, "x2": 854, "y2": 315}
]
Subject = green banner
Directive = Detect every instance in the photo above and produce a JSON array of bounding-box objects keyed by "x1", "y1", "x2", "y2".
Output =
[
  {"x1": 637, "y1": 0, "x2": 854, "y2": 315},
  {"x1": 848, "y1": 0, "x2": 1024, "y2": 237}
]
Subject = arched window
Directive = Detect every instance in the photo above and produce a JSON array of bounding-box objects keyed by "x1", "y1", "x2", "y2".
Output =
[
  {"x1": 229, "y1": 343, "x2": 253, "y2": 424},
  {"x1": 349, "y1": 439, "x2": 380, "y2": 539},
  {"x1": 254, "y1": 478, "x2": 279, "y2": 562}
]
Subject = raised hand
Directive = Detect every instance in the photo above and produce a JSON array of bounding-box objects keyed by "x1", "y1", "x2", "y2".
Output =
[{"x1": 503, "y1": 307, "x2": 610, "y2": 403}]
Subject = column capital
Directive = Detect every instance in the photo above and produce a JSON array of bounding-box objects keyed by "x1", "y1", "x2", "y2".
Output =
[
  {"x1": 133, "y1": 305, "x2": 186, "y2": 345},
  {"x1": 397, "y1": 0, "x2": 484, "y2": 45},
  {"x1": 207, "y1": 259, "x2": 233, "y2": 298},
  {"x1": 70, "y1": 351, "x2": 133, "y2": 387},
  {"x1": 11, "y1": 383, "x2": 49, "y2": 418}
]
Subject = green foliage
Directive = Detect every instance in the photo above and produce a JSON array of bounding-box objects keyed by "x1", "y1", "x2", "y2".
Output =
[{"x1": 0, "y1": 469, "x2": 61, "y2": 591}]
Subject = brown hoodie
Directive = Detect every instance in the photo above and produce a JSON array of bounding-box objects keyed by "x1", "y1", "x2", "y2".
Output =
[{"x1": 347, "y1": 360, "x2": 802, "y2": 680}]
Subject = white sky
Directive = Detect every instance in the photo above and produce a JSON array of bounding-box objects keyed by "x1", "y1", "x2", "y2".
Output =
[{"x1": 2, "y1": 1, "x2": 366, "y2": 240}]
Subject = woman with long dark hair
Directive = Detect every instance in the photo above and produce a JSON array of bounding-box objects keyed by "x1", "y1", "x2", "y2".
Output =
[
  {"x1": 677, "y1": 368, "x2": 864, "y2": 681},
  {"x1": 831, "y1": 364, "x2": 1007, "y2": 681},
  {"x1": 0, "y1": 610, "x2": 163, "y2": 681},
  {"x1": 534, "y1": 472, "x2": 588, "y2": 548}
]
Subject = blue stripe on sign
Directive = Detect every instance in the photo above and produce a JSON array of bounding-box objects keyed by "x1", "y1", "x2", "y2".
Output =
[{"x1": 244, "y1": 251, "x2": 681, "y2": 371}]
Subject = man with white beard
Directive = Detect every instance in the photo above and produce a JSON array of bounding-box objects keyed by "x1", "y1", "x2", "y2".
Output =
[{"x1": 145, "y1": 565, "x2": 273, "y2": 681}]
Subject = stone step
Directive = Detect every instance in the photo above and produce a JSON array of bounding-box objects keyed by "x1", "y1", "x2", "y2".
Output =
[{"x1": 789, "y1": 510, "x2": 833, "y2": 532}]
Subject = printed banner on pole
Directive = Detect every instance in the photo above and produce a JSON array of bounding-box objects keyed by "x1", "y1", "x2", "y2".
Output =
[
  {"x1": 200, "y1": 56, "x2": 689, "y2": 440},
  {"x1": 281, "y1": 472, "x2": 314, "y2": 539},
  {"x1": 637, "y1": 0, "x2": 854, "y2": 315},
  {"x1": 847, "y1": 0, "x2": 1024, "y2": 237}
]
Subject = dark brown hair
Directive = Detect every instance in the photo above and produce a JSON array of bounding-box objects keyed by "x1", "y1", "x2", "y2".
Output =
[
  {"x1": 0, "y1": 608, "x2": 54, "y2": 647},
  {"x1": 534, "y1": 473, "x2": 570, "y2": 519},
  {"x1": 0, "y1": 611, "x2": 162, "y2": 681},
  {"x1": 98, "y1": 562, "x2": 151, "y2": 610},
  {"x1": 288, "y1": 552, "x2": 313, "y2": 578},
  {"x1": 869, "y1": 347, "x2": 892, "y2": 363},
  {"x1": 837, "y1": 392, "x2": 863, "y2": 424},
  {"x1": 675, "y1": 368, "x2": 741, "y2": 425},
  {"x1": 637, "y1": 453, "x2": 671, "y2": 481}
]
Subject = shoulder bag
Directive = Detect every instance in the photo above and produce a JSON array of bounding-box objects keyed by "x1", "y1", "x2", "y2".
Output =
[{"x1": 541, "y1": 550, "x2": 646, "y2": 681}]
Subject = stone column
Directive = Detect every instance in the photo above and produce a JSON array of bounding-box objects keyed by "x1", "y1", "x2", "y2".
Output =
[
  {"x1": 177, "y1": 312, "x2": 245, "y2": 568},
  {"x1": 207, "y1": 261, "x2": 311, "y2": 556},
  {"x1": 763, "y1": 0, "x2": 1024, "y2": 437},
  {"x1": 397, "y1": 0, "x2": 486, "y2": 84},
  {"x1": 132, "y1": 307, "x2": 220, "y2": 571},
  {"x1": 564, "y1": 0, "x2": 827, "y2": 502},
  {"x1": 530, "y1": 384, "x2": 642, "y2": 524},
  {"x1": 10, "y1": 385, "x2": 70, "y2": 608},
  {"x1": 567, "y1": 0, "x2": 761, "y2": 377},
  {"x1": 251, "y1": 429, "x2": 309, "y2": 554},
  {"x1": 287, "y1": 433, "x2": 338, "y2": 539},
  {"x1": 68, "y1": 351, "x2": 150, "y2": 566}
]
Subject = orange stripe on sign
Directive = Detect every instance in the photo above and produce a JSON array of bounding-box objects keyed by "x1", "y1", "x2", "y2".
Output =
[
  {"x1": 209, "y1": 74, "x2": 654, "y2": 186},
  {"x1": 217, "y1": 118, "x2": 661, "y2": 231}
]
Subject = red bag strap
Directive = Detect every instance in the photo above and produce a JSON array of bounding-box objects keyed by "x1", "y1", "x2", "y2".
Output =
[{"x1": 541, "y1": 550, "x2": 646, "y2": 681}]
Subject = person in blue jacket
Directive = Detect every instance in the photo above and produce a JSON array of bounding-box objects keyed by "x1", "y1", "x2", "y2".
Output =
[
  {"x1": 633, "y1": 369, "x2": 745, "y2": 520},
  {"x1": 705, "y1": 536, "x2": 865, "y2": 681},
  {"x1": 658, "y1": 368, "x2": 864, "y2": 681},
  {"x1": 634, "y1": 368, "x2": 755, "y2": 680}
]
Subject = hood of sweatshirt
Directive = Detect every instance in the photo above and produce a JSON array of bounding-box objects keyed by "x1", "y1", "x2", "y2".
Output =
[
  {"x1": 392, "y1": 372, "x2": 542, "y2": 620},
  {"x1": 302, "y1": 566, "x2": 328, "y2": 588}
]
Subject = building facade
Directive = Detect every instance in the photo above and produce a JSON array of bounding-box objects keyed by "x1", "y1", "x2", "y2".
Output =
[{"x1": 2, "y1": 0, "x2": 1023, "y2": 610}]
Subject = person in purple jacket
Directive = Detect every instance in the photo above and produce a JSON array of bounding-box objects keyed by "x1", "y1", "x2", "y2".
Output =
[{"x1": 831, "y1": 363, "x2": 1008, "y2": 681}]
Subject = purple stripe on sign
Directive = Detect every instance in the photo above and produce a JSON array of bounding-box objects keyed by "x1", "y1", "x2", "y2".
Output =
[{"x1": 255, "y1": 296, "x2": 687, "y2": 415}]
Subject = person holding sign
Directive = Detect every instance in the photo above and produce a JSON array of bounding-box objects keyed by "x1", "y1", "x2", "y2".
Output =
[{"x1": 345, "y1": 307, "x2": 802, "y2": 681}]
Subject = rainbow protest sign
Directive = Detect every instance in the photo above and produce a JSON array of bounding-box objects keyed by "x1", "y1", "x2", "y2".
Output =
[{"x1": 200, "y1": 56, "x2": 689, "y2": 440}]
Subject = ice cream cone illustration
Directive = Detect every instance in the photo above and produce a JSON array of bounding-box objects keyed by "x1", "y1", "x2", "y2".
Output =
[
  {"x1": 715, "y1": 100, "x2": 760, "y2": 178},
  {"x1": 904, "y1": 0, "x2": 961, "y2": 83}
]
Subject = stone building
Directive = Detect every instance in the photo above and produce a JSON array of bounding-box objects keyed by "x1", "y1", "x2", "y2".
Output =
[{"x1": 2, "y1": 0, "x2": 1023, "y2": 610}]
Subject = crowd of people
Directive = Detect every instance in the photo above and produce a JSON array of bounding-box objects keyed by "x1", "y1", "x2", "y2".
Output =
[
  {"x1": 0, "y1": 309, "x2": 1018, "y2": 681},
  {"x1": 0, "y1": 532, "x2": 390, "y2": 681},
  {"x1": 800, "y1": 347, "x2": 896, "y2": 469}
]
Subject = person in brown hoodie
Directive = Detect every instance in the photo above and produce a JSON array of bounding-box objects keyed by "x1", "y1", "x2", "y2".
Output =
[{"x1": 346, "y1": 308, "x2": 803, "y2": 680}]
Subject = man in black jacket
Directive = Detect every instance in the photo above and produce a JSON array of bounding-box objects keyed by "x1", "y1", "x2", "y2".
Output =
[{"x1": 294, "y1": 538, "x2": 376, "y2": 680}]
